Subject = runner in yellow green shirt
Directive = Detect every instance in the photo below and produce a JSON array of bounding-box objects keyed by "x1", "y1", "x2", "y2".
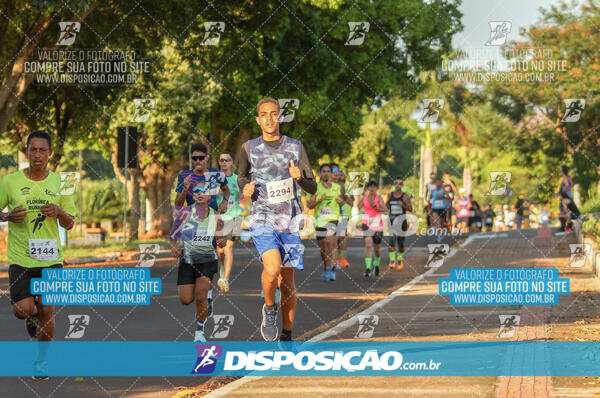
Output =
[
  {"x1": 0, "y1": 131, "x2": 76, "y2": 368},
  {"x1": 307, "y1": 164, "x2": 343, "y2": 282},
  {"x1": 330, "y1": 164, "x2": 352, "y2": 268}
]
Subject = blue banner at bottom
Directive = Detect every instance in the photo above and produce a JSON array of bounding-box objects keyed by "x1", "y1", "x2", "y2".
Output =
[{"x1": 2, "y1": 341, "x2": 600, "y2": 376}]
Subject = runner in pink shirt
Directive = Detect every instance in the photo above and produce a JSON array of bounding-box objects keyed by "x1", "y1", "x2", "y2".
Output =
[
  {"x1": 358, "y1": 181, "x2": 388, "y2": 277},
  {"x1": 455, "y1": 188, "x2": 470, "y2": 233}
]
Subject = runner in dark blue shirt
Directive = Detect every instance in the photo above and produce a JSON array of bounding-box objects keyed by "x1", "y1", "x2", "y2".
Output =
[{"x1": 174, "y1": 143, "x2": 230, "y2": 213}]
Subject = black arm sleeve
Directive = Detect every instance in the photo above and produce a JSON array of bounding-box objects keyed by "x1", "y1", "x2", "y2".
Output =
[
  {"x1": 297, "y1": 143, "x2": 317, "y2": 194},
  {"x1": 236, "y1": 143, "x2": 251, "y2": 192}
]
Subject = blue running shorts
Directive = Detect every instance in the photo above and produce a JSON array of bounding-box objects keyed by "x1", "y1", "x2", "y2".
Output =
[{"x1": 249, "y1": 225, "x2": 304, "y2": 270}]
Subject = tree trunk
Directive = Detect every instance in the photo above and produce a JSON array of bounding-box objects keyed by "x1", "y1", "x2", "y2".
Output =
[
  {"x1": 108, "y1": 141, "x2": 183, "y2": 238},
  {"x1": 419, "y1": 144, "x2": 424, "y2": 199},
  {"x1": 0, "y1": 73, "x2": 33, "y2": 135},
  {"x1": 233, "y1": 128, "x2": 251, "y2": 166},
  {"x1": 597, "y1": 167, "x2": 600, "y2": 198},
  {"x1": 142, "y1": 166, "x2": 173, "y2": 237},
  {"x1": 140, "y1": 159, "x2": 183, "y2": 237},
  {"x1": 422, "y1": 147, "x2": 433, "y2": 195},
  {"x1": 0, "y1": 2, "x2": 99, "y2": 135},
  {"x1": 573, "y1": 183, "x2": 581, "y2": 208},
  {"x1": 49, "y1": 97, "x2": 71, "y2": 168},
  {"x1": 463, "y1": 167, "x2": 472, "y2": 196},
  {"x1": 18, "y1": 151, "x2": 27, "y2": 170}
]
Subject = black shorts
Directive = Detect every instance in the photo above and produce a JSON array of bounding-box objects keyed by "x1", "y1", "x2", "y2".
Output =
[
  {"x1": 177, "y1": 260, "x2": 218, "y2": 285},
  {"x1": 361, "y1": 224, "x2": 383, "y2": 244},
  {"x1": 315, "y1": 221, "x2": 338, "y2": 240},
  {"x1": 9, "y1": 264, "x2": 62, "y2": 304},
  {"x1": 469, "y1": 216, "x2": 481, "y2": 226}
]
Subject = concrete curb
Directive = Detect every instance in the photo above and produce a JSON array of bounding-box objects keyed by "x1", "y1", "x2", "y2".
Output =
[{"x1": 203, "y1": 235, "x2": 475, "y2": 398}]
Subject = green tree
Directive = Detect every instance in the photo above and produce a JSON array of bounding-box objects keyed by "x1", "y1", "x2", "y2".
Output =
[
  {"x1": 0, "y1": 0, "x2": 98, "y2": 137},
  {"x1": 1, "y1": 0, "x2": 208, "y2": 166},
  {"x1": 487, "y1": 0, "x2": 600, "y2": 197},
  {"x1": 183, "y1": 0, "x2": 462, "y2": 164},
  {"x1": 96, "y1": 41, "x2": 221, "y2": 236}
]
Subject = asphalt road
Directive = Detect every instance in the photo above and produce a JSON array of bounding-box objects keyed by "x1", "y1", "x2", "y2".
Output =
[{"x1": 0, "y1": 233, "x2": 462, "y2": 398}]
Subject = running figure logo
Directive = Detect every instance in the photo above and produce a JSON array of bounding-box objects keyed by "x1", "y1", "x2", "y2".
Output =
[
  {"x1": 56, "y1": 22, "x2": 80, "y2": 46},
  {"x1": 496, "y1": 315, "x2": 520, "y2": 339},
  {"x1": 136, "y1": 244, "x2": 161, "y2": 267},
  {"x1": 347, "y1": 171, "x2": 369, "y2": 196},
  {"x1": 204, "y1": 171, "x2": 225, "y2": 196},
  {"x1": 130, "y1": 98, "x2": 156, "y2": 123},
  {"x1": 282, "y1": 243, "x2": 305, "y2": 269},
  {"x1": 487, "y1": 172, "x2": 511, "y2": 196},
  {"x1": 355, "y1": 314, "x2": 379, "y2": 338},
  {"x1": 419, "y1": 99, "x2": 444, "y2": 123},
  {"x1": 65, "y1": 315, "x2": 90, "y2": 339},
  {"x1": 561, "y1": 99, "x2": 586, "y2": 123},
  {"x1": 201, "y1": 22, "x2": 225, "y2": 46},
  {"x1": 425, "y1": 244, "x2": 449, "y2": 268},
  {"x1": 31, "y1": 213, "x2": 46, "y2": 234},
  {"x1": 345, "y1": 22, "x2": 370, "y2": 46},
  {"x1": 485, "y1": 21, "x2": 511, "y2": 46},
  {"x1": 209, "y1": 315, "x2": 235, "y2": 339},
  {"x1": 568, "y1": 244, "x2": 591, "y2": 268},
  {"x1": 278, "y1": 99, "x2": 300, "y2": 123},
  {"x1": 191, "y1": 344, "x2": 223, "y2": 374},
  {"x1": 57, "y1": 172, "x2": 80, "y2": 196}
]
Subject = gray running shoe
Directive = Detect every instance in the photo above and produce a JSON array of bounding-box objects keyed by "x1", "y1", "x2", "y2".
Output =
[{"x1": 261, "y1": 304, "x2": 279, "y2": 341}]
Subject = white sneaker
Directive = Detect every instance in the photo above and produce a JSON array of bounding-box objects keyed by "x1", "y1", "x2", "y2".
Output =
[{"x1": 194, "y1": 329, "x2": 207, "y2": 342}]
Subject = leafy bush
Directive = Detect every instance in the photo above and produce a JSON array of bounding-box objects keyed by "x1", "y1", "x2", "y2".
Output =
[
  {"x1": 581, "y1": 196, "x2": 600, "y2": 215},
  {"x1": 582, "y1": 215, "x2": 600, "y2": 242},
  {"x1": 75, "y1": 179, "x2": 124, "y2": 224}
]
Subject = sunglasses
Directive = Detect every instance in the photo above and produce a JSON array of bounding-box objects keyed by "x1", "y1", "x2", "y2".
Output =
[
  {"x1": 331, "y1": 167, "x2": 339, "y2": 172},
  {"x1": 191, "y1": 155, "x2": 207, "y2": 161},
  {"x1": 395, "y1": 181, "x2": 403, "y2": 185},
  {"x1": 192, "y1": 186, "x2": 208, "y2": 193},
  {"x1": 219, "y1": 158, "x2": 232, "y2": 162}
]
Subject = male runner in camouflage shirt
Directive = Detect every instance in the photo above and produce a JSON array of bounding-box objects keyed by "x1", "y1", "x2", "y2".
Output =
[{"x1": 237, "y1": 98, "x2": 317, "y2": 341}]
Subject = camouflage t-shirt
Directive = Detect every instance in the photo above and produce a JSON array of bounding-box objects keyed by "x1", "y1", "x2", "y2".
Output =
[
  {"x1": 171, "y1": 206, "x2": 218, "y2": 264},
  {"x1": 237, "y1": 135, "x2": 315, "y2": 233}
]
